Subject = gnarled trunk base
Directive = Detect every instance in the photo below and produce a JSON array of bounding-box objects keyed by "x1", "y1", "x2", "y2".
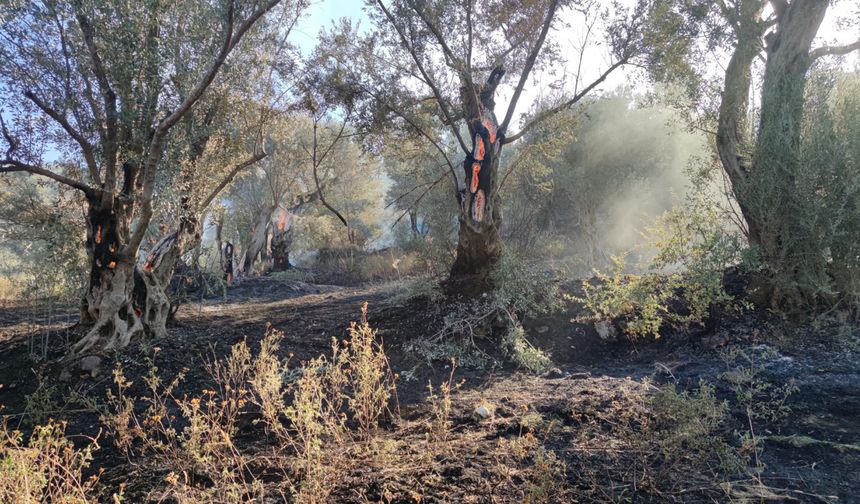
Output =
[
  {"x1": 74, "y1": 261, "x2": 145, "y2": 356},
  {"x1": 448, "y1": 218, "x2": 502, "y2": 296}
]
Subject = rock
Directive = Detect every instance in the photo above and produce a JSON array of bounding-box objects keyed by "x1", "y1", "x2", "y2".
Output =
[
  {"x1": 474, "y1": 404, "x2": 494, "y2": 420},
  {"x1": 79, "y1": 356, "x2": 102, "y2": 377},
  {"x1": 594, "y1": 320, "x2": 618, "y2": 341},
  {"x1": 542, "y1": 367, "x2": 564, "y2": 379}
]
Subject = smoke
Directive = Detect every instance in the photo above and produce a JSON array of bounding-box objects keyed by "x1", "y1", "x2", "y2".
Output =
[{"x1": 504, "y1": 89, "x2": 709, "y2": 274}]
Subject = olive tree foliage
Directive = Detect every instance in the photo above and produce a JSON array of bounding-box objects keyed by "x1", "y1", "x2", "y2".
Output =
[
  {"x1": 0, "y1": 0, "x2": 303, "y2": 356},
  {"x1": 646, "y1": 0, "x2": 860, "y2": 311},
  {"x1": 309, "y1": 0, "x2": 660, "y2": 292},
  {"x1": 797, "y1": 71, "x2": 860, "y2": 314},
  {"x1": 384, "y1": 138, "x2": 460, "y2": 271},
  {"x1": 221, "y1": 114, "x2": 382, "y2": 275},
  {"x1": 0, "y1": 174, "x2": 87, "y2": 300}
]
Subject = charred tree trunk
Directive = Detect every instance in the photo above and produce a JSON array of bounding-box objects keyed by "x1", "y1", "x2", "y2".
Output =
[
  {"x1": 222, "y1": 242, "x2": 235, "y2": 284},
  {"x1": 271, "y1": 209, "x2": 293, "y2": 271},
  {"x1": 74, "y1": 191, "x2": 147, "y2": 355},
  {"x1": 449, "y1": 68, "x2": 506, "y2": 294},
  {"x1": 136, "y1": 217, "x2": 201, "y2": 335}
]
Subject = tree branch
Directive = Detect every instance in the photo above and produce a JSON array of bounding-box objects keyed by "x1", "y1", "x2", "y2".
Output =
[
  {"x1": 157, "y1": 0, "x2": 281, "y2": 134},
  {"x1": 23, "y1": 91, "x2": 99, "y2": 178},
  {"x1": 373, "y1": 0, "x2": 470, "y2": 155},
  {"x1": 358, "y1": 82, "x2": 462, "y2": 196},
  {"x1": 503, "y1": 57, "x2": 627, "y2": 144},
  {"x1": 810, "y1": 39, "x2": 860, "y2": 59},
  {"x1": 1, "y1": 159, "x2": 94, "y2": 195},
  {"x1": 310, "y1": 117, "x2": 350, "y2": 233},
  {"x1": 199, "y1": 150, "x2": 267, "y2": 210},
  {"x1": 408, "y1": 1, "x2": 461, "y2": 69},
  {"x1": 128, "y1": 0, "x2": 282, "y2": 257},
  {"x1": 73, "y1": 1, "x2": 118, "y2": 189},
  {"x1": 499, "y1": 0, "x2": 560, "y2": 133}
]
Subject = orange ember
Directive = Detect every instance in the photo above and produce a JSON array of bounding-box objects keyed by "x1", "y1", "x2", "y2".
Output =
[
  {"x1": 107, "y1": 261, "x2": 117, "y2": 269},
  {"x1": 473, "y1": 190, "x2": 485, "y2": 222},
  {"x1": 226, "y1": 273, "x2": 233, "y2": 284},
  {"x1": 277, "y1": 210, "x2": 291, "y2": 231},
  {"x1": 475, "y1": 136, "x2": 485, "y2": 161},
  {"x1": 95, "y1": 225, "x2": 102, "y2": 244},
  {"x1": 484, "y1": 119, "x2": 496, "y2": 143},
  {"x1": 471, "y1": 163, "x2": 481, "y2": 193}
]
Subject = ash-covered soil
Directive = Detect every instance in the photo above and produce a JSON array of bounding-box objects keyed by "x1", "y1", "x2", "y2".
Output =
[{"x1": 0, "y1": 275, "x2": 858, "y2": 502}]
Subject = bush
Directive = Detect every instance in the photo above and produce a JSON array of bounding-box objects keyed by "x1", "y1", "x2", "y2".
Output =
[
  {"x1": 387, "y1": 274, "x2": 444, "y2": 306},
  {"x1": 102, "y1": 305, "x2": 397, "y2": 501},
  {"x1": 575, "y1": 187, "x2": 745, "y2": 338},
  {"x1": 502, "y1": 323, "x2": 553, "y2": 374},
  {"x1": 490, "y1": 252, "x2": 561, "y2": 317},
  {"x1": 0, "y1": 419, "x2": 101, "y2": 503},
  {"x1": 409, "y1": 253, "x2": 560, "y2": 371}
]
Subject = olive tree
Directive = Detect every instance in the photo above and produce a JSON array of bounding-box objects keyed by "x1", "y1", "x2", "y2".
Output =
[
  {"x1": 651, "y1": 0, "x2": 860, "y2": 309},
  {"x1": 311, "y1": 0, "x2": 653, "y2": 292},
  {"x1": 0, "y1": 0, "x2": 300, "y2": 356}
]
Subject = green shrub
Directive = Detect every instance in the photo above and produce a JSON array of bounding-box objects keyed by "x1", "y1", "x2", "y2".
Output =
[
  {"x1": 502, "y1": 323, "x2": 553, "y2": 374},
  {"x1": 574, "y1": 188, "x2": 745, "y2": 338}
]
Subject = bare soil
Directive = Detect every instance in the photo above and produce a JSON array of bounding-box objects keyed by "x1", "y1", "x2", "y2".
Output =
[{"x1": 0, "y1": 275, "x2": 858, "y2": 502}]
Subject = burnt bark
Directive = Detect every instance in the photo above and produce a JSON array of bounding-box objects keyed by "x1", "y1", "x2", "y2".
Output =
[
  {"x1": 271, "y1": 210, "x2": 294, "y2": 271},
  {"x1": 222, "y1": 242, "x2": 235, "y2": 284},
  {"x1": 448, "y1": 68, "x2": 506, "y2": 291},
  {"x1": 75, "y1": 190, "x2": 148, "y2": 354}
]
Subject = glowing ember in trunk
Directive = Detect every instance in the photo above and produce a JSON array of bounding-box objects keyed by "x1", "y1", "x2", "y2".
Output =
[
  {"x1": 95, "y1": 225, "x2": 102, "y2": 244},
  {"x1": 470, "y1": 163, "x2": 481, "y2": 193},
  {"x1": 483, "y1": 119, "x2": 496, "y2": 143},
  {"x1": 473, "y1": 189, "x2": 485, "y2": 222},
  {"x1": 277, "y1": 209, "x2": 291, "y2": 231}
]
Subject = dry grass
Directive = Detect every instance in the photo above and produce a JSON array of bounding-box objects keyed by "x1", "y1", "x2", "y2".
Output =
[
  {"x1": 0, "y1": 419, "x2": 103, "y2": 503},
  {"x1": 2, "y1": 303, "x2": 812, "y2": 503}
]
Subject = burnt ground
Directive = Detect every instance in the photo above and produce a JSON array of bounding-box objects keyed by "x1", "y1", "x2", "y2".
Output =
[{"x1": 0, "y1": 275, "x2": 858, "y2": 502}]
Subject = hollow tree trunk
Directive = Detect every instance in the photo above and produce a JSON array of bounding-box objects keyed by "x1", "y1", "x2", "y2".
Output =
[
  {"x1": 449, "y1": 69, "x2": 505, "y2": 293},
  {"x1": 271, "y1": 210, "x2": 293, "y2": 271},
  {"x1": 222, "y1": 242, "x2": 235, "y2": 284},
  {"x1": 74, "y1": 193, "x2": 146, "y2": 355},
  {"x1": 136, "y1": 218, "x2": 201, "y2": 336}
]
